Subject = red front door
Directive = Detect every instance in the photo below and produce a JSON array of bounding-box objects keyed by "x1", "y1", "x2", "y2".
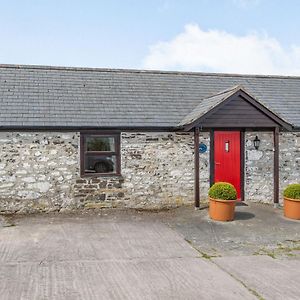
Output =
[{"x1": 214, "y1": 131, "x2": 241, "y2": 199}]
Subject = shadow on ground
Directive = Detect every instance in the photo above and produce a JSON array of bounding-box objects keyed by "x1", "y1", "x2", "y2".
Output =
[{"x1": 234, "y1": 211, "x2": 255, "y2": 220}]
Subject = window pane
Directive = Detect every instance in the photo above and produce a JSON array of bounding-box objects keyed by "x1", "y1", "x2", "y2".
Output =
[
  {"x1": 86, "y1": 136, "x2": 115, "y2": 152},
  {"x1": 85, "y1": 155, "x2": 117, "y2": 174}
]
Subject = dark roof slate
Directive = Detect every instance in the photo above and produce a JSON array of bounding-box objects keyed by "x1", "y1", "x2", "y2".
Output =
[
  {"x1": 0, "y1": 64, "x2": 299, "y2": 129},
  {"x1": 178, "y1": 85, "x2": 292, "y2": 128},
  {"x1": 178, "y1": 85, "x2": 240, "y2": 126}
]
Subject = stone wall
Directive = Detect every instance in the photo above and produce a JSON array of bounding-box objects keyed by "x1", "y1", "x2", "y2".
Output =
[
  {"x1": 245, "y1": 131, "x2": 300, "y2": 204},
  {"x1": 120, "y1": 132, "x2": 210, "y2": 209},
  {"x1": 0, "y1": 132, "x2": 79, "y2": 213},
  {"x1": 0, "y1": 130, "x2": 298, "y2": 212},
  {"x1": 0, "y1": 131, "x2": 210, "y2": 212},
  {"x1": 279, "y1": 131, "x2": 300, "y2": 197},
  {"x1": 73, "y1": 177, "x2": 126, "y2": 209},
  {"x1": 245, "y1": 132, "x2": 274, "y2": 202}
]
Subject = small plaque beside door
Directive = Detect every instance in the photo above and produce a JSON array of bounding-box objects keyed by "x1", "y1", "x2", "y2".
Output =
[{"x1": 199, "y1": 143, "x2": 207, "y2": 153}]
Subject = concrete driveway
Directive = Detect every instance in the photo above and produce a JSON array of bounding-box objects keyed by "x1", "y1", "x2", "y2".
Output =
[
  {"x1": 0, "y1": 203, "x2": 299, "y2": 300},
  {"x1": 161, "y1": 203, "x2": 300, "y2": 300}
]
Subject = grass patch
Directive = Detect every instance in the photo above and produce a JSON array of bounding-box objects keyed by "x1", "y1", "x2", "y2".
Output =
[{"x1": 253, "y1": 240, "x2": 300, "y2": 258}]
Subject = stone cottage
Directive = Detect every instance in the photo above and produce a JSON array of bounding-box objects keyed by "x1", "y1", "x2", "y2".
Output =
[{"x1": 0, "y1": 64, "x2": 299, "y2": 213}]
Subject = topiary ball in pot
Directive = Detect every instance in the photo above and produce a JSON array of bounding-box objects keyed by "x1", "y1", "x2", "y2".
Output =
[
  {"x1": 283, "y1": 183, "x2": 300, "y2": 220},
  {"x1": 283, "y1": 183, "x2": 300, "y2": 200},
  {"x1": 209, "y1": 182, "x2": 237, "y2": 201},
  {"x1": 208, "y1": 182, "x2": 237, "y2": 222}
]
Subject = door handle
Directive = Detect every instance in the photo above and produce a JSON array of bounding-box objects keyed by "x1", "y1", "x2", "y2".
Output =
[{"x1": 215, "y1": 162, "x2": 221, "y2": 165}]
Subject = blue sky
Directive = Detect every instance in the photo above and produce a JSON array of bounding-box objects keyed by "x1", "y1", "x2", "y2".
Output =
[{"x1": 1, "y1": 0, "x2": 300, "y2": 74}]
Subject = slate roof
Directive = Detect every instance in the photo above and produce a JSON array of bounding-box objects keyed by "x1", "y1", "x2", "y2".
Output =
[
  {"x1": 178, "y1": 85, "x2": 241, "y2": 126},
  {"x1": 177, "y1": 85, "x2": 292, "y2": 127},
  {"x1": 0, "y1": 64, "x2": 299, "y2": 129}
]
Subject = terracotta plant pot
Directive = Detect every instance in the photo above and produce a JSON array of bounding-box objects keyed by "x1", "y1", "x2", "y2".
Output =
[
  {"x1": 209, "y1": 197, "x2": 236, "y2": 222},
  {"x1": 284, "y1": 197, "x2": 300, "y2": 220}
]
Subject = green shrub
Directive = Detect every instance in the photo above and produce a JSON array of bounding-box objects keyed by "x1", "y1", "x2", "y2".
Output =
[
  {"x1": 283, "y1": 183, "x2": 300, "y2": 199},
  {"x1": 209, "y1": 182, "x2": 237, "y2": 200}
]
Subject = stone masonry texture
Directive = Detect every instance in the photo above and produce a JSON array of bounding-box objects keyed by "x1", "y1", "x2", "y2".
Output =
[
  {"x1": 245, "y1": 132, "x2": 274, "y2": 202},
  {"x1": 0, "y1": 131, "x2": 298, "y2": 212},
  {"x1": 121, "y1": 132, "x2": 210, "y2": 209},
  {"x1": 279, "y1": 132, "x2": 300, "y2": 198},
  {"x1": 245, "y1": 131, "x2": 299, "y2": 203},
  {"x1": 0, "y1": 132, "x2": 79, "y2": 213}
]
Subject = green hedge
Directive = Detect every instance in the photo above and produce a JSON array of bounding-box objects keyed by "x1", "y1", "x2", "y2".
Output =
[
  {"x1": 209, "y1": 182, "x2": 237, "y2": 200},
  {"x1": 284, "y1": 183, "x2": 300, "y2": 199}
]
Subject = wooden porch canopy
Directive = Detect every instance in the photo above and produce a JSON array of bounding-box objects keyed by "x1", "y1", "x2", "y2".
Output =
[{"x1": 177, "y1": 86, "x2": 293, "y2": 208}]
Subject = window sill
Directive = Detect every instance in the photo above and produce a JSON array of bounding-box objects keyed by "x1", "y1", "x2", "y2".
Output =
[{"x1": 80, "y1": 173, "x2": 123, "y2": 179}]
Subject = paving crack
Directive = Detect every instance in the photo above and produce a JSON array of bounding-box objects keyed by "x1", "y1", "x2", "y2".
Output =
[
  {"x1": 212, "y1": 260, "x2": 266, "y2": 300},
  {"x1": 184, "y1": 238, "x2": 265, "y2": 300},
  {"x1": 184, "y1": 238, "x2": 221, "y2": 259}
]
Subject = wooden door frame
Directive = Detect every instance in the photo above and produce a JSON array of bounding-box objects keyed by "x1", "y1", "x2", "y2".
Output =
[{"x1": 209, "y1": 129, "x2": 245, "y2": 201}]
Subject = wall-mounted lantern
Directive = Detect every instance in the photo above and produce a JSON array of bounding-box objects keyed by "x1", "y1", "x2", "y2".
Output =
[{"x1": 253, "y1": 135, "x2": 261, "y2": 150}]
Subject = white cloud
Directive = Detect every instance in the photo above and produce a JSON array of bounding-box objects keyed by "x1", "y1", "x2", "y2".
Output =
[{"x1": 143, "y1": 24, "x2": 300, "y2": 75}]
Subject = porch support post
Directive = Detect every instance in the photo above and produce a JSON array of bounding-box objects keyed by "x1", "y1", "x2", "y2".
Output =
[
  {"x1": 194, "y1": 127, "x2": 200, "y2": 208},
  {"x1": 273, "y1": 127, "x2": 279, "y2": 205}
]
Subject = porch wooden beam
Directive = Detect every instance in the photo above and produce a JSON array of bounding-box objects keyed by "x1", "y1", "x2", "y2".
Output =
[
  {"x1": 274, "y1": 127, "x2": 279, "y2": 204},
  {"x1": 194, "y1": 127, "x2": 200, "y2": 208},
  {"x1": 240, "y1": 130, "x2": 245, "y2": 201},
  {"x1": 209, "y1": 130, "x2": 214, "y2": 186}
]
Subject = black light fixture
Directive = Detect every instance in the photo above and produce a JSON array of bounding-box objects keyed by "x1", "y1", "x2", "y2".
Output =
[{"x1": 253, "y1": 135, "x2": 261, "y2": 150}]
